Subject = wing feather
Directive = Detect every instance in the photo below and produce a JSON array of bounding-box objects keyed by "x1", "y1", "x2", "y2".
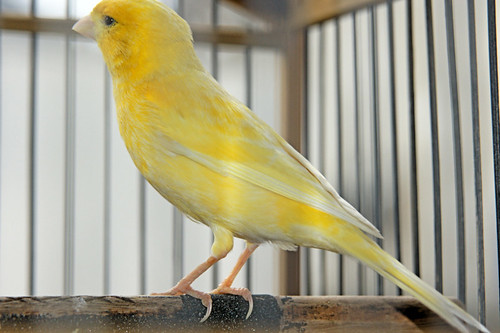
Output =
[
  {"x1": 161, "y1": 128, "x2": 382, "y2": 238},
  {"x1": 148, "y1": 75, "x2": 382, "y2": 238}
]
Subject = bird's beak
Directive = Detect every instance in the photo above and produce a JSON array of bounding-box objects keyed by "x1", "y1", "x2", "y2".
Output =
[{"x1": 72, "y1": 15, "x2": 96, "y2": 40}]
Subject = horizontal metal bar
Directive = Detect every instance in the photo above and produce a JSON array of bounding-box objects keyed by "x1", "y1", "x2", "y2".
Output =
[
  {"x1": 0, "y1": 16, "x2": 74, "y2": 33},
  {"x1": 0, "y1": 17, "x2": 283, "y2": 48},
  {"x1": 193, "y1": 27, "x2": 283, "y2": 48},
  {"x1": 225, "y1": 0, "x2": 392, "y2": 27},
  {"x1": 290, "y1": 0, "x2": 387, "y2": 28}
]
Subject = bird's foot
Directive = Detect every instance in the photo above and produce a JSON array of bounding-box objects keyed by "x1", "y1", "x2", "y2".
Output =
[
  {"x1": 152, "y1": 285, "x2": 213, "y2": 322},
  {"x1": 211, "y1": 285, "x2": 253, "y2": 319},
  {"x1": 151, "y1": 283, "x2": 253, "y2": 322}
]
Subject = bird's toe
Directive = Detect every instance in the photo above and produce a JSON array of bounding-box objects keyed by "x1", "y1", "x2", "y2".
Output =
[{"x1": 211, "y1": 286, "x2": 253, "y2": 319}]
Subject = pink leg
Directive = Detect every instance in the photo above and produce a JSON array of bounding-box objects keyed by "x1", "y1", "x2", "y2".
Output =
[
  {"x1": 212, "y1": 243, "x2": 259, "y2": 319},
  {"x1": 152, "y1": 256, "x2": 219, "y2": 321}
]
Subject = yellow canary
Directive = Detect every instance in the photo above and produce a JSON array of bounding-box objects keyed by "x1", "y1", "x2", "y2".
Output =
[{"x1": 73, "y1": 1, "x2": 488, "y2": 332}]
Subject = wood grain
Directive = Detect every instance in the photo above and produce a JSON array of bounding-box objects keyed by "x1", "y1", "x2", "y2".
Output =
[{"x1": 0, "y1": 295, "x2": 459, "y2": 332}]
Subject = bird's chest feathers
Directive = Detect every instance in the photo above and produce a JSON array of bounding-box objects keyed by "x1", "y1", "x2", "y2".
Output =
[
  {"x1": 113, "y1": 83, "x2": 182, "y2": 177},
  {"x1": 116, "y1": 105, "x2": 152, "y2": 173},
  {"x1": 113, "y1": 85, "x2": 167, "y2": 176}
]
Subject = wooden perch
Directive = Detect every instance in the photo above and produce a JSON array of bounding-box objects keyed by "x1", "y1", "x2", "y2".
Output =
[{"x1": 0, "y1": 295, "x2": 459, "y2": 332}]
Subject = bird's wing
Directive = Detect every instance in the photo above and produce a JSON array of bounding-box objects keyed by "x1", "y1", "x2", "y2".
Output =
[
  {"x1": 165, "y1": 130, "x2": 381, "y2": 238},
  {"x1": 272, "y1": 134, "x2": 383, "y2": 238},
  {"x1": 148, "y1": 80, "x2": 381, "y2": 238}
]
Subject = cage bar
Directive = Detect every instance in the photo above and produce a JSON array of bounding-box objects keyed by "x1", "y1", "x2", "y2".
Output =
[
  {"x1": 318, "y1": 21, "x2": 327, "y2": 296},
  {"x1": 103, "y1": 70, "x2": 112, "y2": 295},
  {"x1": 210, "y1": 0, "x2": 220, "y2": 291},
  {"x1": 386, "y1": 0, "x2": 402, "y2": 297},
  {"x1": 466, "y1": 0, "x2": 486, "y2": 324},
  {"x1": 139, "y1": 176, "x2": 147, "y2": 294},
  {"x1": 424, "y1": 0, "x2": 443, "y2": 294},
  {"x1": 405, "y1": 0, "x2": 420, "y2": 280},
  {"x1": 0, "y1": 0, "x2": 498, "y2": 329},
  {"x1": 172, "y1": 0, "x2": 185, "y2": 288},
  {"x1": 334, "y1": 17, "x2": 345, "y2": 296},
  {"x1": 352, "y1": 11, "x2": 365, "y2": 296},
  {"x1": 487, "y1": 0, "x2": 500, "y2": 319},
  {"x1": 244, "y1": 44, "x2": 252, "y2": 290},
  {"x1": 369, "y1": 5, "x2": 383, "y2": 296}
]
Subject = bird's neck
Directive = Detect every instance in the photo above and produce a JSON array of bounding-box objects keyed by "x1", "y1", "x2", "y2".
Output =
[{"x1": 105, "y1": 41, "x2": 203, "y2": 85}]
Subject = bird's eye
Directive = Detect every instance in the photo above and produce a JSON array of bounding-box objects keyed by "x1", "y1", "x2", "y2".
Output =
[{"x1": 103, "y1": 15, "x2": 116, "y2": 26}]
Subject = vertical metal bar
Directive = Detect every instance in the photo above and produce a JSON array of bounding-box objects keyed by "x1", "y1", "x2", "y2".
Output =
[
  {"x1": 211, "y1": 0, "x2": 219, "y2": 80},
  {"x1": 172, "y1": 207, "x2": 184, "y2": 284},
  {"x1": 466, "y1": 0, "x2": 486, "y2": 324},
  {"x1": 486, "y1": 0, "x2": 500, "y2": 316},
  {"x1": 302, "y1": 27, "x2": 311, "y2": 296},
  {"x1": 172, "y1": 0, "x2": 185, "y2": 286},
  {"x1": 318, "y1": 22, "x2": 326, "y2": 296},
  {"x1": 334, "y1": 18, "x2": 344, "y2": 296},
  {"x1": 64, "y1": 0, "x2": 76, "y2": 295},
  {"x1": 244, "y1": 45, "x2": 252, "y2": 290},
  {"x1": 64, "y1": 27, "x2": 76, "y2": 297},
  {"x1": 64, "y1": 0, "x2": 76, "y2": 297},
  {"x1": 177, "y1": 0, "x2": 184, "y2": 17},
  {"x1": 387, "y1": 0, "x2": 402, "y2": 296},
  {"x1": 352, "y1": 11, "x2": 364, "y2": 296},
  {"x1": 172, "y1": 0, "x2": 184, "y2": 285},
  {"x1": 210, "y1": 0, "x2": 219, "y2": 290},
  {"x1": 406, "y1": 0, "x2": 420, "y2": 278},
  {"x1": 139, "y1": 0, "x2": 163, "y2": 290},
  {"x1": 280, "y1": 28, "x2": 305, "y2": 297},
  {"x1": 103, "y1": 70, "x2": 112, "y2": 294},
  {"x1": 28, "y1": 0, "x2": 38, "y2": 296},
  {"x1": 424, "y1": 0, "x2": 443, "y2": 293},
  {"x1": 444, "y1": 0, "x2": 466, "y2": 304},
  {"x1": 369, "y1": 5, "x2": 383, "y2": 296},
  {"x1": 0, "y1": 26, "x2": 2, "y2": 264},
  {"x1": 139, "y1": 176, "x2": 147, "y2": 294},
  {"x1": 295, "y1": 27, "x2": 308, "y2": 295}
]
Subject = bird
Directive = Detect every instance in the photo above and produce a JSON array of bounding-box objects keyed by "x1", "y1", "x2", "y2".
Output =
[{"x1": 72, "y1": 1, "x2": 488, "y2": 332}]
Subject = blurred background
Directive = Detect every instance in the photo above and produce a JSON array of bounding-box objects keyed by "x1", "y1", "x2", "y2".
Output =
[{"x1": 0, "y1": 0, "x2": 499, "y2": 330}]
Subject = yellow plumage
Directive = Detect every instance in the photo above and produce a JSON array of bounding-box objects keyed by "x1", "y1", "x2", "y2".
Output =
[{"x1": 72, "y1": 1, "x2": 488, "y2": 332}]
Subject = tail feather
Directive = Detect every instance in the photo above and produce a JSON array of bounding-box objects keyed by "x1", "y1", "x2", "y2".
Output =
[{"x1": 334, "y1": 233, "x2": 489, "y2": 333}]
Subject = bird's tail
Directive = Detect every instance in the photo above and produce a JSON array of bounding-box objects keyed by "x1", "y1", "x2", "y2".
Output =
[{"x1": 329, "y1": 229, "x2": 489, "y2": 333}]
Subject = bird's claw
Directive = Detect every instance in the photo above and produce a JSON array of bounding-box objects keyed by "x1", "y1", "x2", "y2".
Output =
[
  {"x1": 199, "y1": 295, "x2": 212, "y2": 323},
  {"x1": 152, "y1": 284, "x2": 253, "y2": 322},
  {"x1": 212, "y1": 286, "x2": 253, "y2": 320},
  {"x1": 151, "y1": 285, "x2": 213, "y2": 322}
]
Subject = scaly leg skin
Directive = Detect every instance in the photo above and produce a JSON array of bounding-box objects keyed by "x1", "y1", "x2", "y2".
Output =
[
  {"x1": 211, "y1": 243, "x2": 259, "y2": 320},
  {"x1": 152, "y1": 240, "x2": 258, "y2": 322},
  {"x1": 152, "y1": 256, "x2": 219, "y2": 322},
  {"x1": 153, "y1": 225, "x2": 236, "y2": 322}
]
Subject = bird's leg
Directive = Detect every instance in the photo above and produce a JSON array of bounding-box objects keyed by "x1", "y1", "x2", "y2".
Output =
[
  {"x1": 152, "y1": 225, "x2": 234, "y2": 322},
  {"x1": 151, "y1": 255, "x2": 219, "y2": 309},
  {"x1": 152, "y1": 255, "x2": 222, "y2": 322},
  {"x1": 211, "y1": 242, "x2": 258, "y2": 319}
]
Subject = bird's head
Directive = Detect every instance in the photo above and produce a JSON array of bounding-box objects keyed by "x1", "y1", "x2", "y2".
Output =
[{"x1": 73, "y1": 0, "x2": 198, "y2": 81}]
